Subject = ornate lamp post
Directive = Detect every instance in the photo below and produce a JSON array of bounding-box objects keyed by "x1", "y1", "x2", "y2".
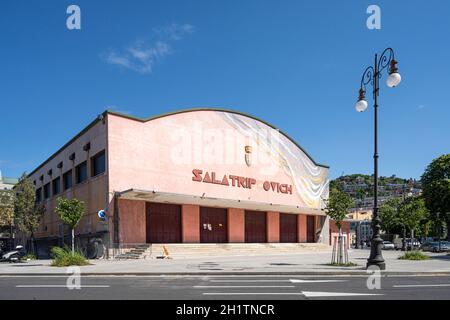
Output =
[{"x1": 355, "y1": 48, "x2": 401, "y2": 270}]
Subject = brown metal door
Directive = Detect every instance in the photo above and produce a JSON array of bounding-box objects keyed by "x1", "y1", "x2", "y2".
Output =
[
  {"x1": 200, "y1": 207, "x2": 228, "y2": 243},
  {"x1": 146, "y1": 202, "x2": 181, "y2": 243},
  {"x1": 245, "y1": 211, "x2": 267, "y2": 243},
  {"x1": 307, "y1": 215, "x2": 315, "y2": 243},
  {"x1": 279, "y1": 213, "x2": 298, "y2": 243}
]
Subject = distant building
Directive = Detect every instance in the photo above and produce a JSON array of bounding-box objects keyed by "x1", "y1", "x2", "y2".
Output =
[
  {"x1": 0, "y1": 171, "x2": 18, "y2": 190},
  {"x1": 347, "y1": 208, "x2": 372, "y2": 221},
  {"x1": 350, "y1": 220, "x2": 373, "y2": 248},
  {"x1": 329, "y1": 219, "x2": 351, "y2": 248}
]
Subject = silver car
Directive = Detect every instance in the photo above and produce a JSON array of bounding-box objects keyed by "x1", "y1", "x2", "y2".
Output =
[{"x1": 382, "y1": 241, "x2": 395, "y2": 250}]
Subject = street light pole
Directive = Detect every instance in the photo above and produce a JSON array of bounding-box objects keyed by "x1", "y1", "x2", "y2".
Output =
[{"x1": 355, "y1": 48, "x2": 401, "y2": 270}]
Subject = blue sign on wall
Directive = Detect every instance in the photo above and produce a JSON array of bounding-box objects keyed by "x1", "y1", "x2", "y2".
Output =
[{"x1": 98, "y1": 209, "x2": 106, "y2": 220}]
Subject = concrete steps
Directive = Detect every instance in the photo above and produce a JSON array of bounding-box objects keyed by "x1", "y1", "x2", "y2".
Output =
[
  {"x1": 113, "y1": 243, "x2": 331, "y2": 259},
  {"x1": 114, "y1": 244, "x2": 152, "y2": 260},
  {"x1": 150, "y1": 243, "x2": 330, "y2": 258}
]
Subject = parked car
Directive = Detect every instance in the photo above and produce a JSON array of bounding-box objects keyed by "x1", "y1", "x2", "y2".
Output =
[
  {"x1": 382, "y1": 241, "x2": 395, "y2": 250},
  {"x1": 406, "y1": 239, "x2": 421, "y2": 250},
  {"x1": 421, "y1": 241, "x2": 450, "y2": 253}
]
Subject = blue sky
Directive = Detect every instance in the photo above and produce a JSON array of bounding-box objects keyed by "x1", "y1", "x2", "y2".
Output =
[{"x1": 1, "y1": 0, "x2": 449, "y2": 180}]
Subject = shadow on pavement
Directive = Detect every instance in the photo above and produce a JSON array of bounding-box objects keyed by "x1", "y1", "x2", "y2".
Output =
[{"x1": 430, "y1": 254, "x2": 450, "y2": 261}]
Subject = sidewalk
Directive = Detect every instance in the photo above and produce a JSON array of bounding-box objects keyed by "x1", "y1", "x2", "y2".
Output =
[{"x1": 1, "y1": 249, "x2": 450, "y2": 275}]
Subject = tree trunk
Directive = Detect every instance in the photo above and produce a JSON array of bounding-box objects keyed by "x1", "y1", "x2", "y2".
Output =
[
  {"x1": 9, "y1": 224, "x2": 14, "y2": 251},
  {"x1": 411, "y1": 229, "x2": 414, "y2": 251},
  {"x1": 402, "y1": 227, "x2": 406, "y2": 251},
  {"x1": 447, "y1": 220, "x2": 450, "y2": 241},
  {"x1": 30, "y1": 232, "x2": 35, "y2": 256},
  {"x1": 338, "y1": 227, "x2": 343, "y2": 264},
  {"x1": 71, "y1": 228, "x2": 75, "y2": 255}
]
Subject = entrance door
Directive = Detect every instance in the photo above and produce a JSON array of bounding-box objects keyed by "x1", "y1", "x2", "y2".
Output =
[
  {"x1": 245, "y1": 211, "x2": 267, "y2": 243},
  {"x1": 279, "y1": 213, "x2": 298, "y2": 243},
  {"x1": 307, "y1": 215, "x2": 315, "y2": 243},
  {"x1": 200, "y1": 207, "x2": 228, "y2": 243},
  {"x1": 146, "y1": 202, "x2": 181, "y2": 243}
]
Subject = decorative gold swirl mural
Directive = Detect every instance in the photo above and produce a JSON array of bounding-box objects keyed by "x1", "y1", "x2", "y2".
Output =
[{"x1": 220, "y1": 112, "x2": 329, "y2": 209}]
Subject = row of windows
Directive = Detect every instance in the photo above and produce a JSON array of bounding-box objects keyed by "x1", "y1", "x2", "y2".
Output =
[{"x1": 35, "y1": 150, "x2": 106, "y2": 202}]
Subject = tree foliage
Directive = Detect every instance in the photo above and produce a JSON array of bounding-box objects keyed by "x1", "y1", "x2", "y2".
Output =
[
  {"x1": 379, "y1": 196, "x2": 430, "y2": 237},
  {"x1": 55, "y1": 197, "x2": 85, "y2": 229},
  {"x1": 0, "y1": 189, "x2": 15, "y2": 227},
  {"x1": 324, "y1": 188, "x2": 354, "y2": 230},
  {"x1": 14, "y1": 173, "x2": 45, "y2": 236},
  {"x1": 379, "y1": 198, "x2": 402, "y2": 234},
  {"x1": 399, "y1": 196, "x2": 429, "y2": 235},
  {"x1": 421, "y1": 154, "x2": 450, "y2": 219}
]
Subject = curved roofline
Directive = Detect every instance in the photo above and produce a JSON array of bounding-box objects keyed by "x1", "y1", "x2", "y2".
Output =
[
  {"x1": 107, "y1": 108, "x2": 329, "y2": 169},
  {"x1": 28, "y1": 107, "x2": 329, "y2": 177}
]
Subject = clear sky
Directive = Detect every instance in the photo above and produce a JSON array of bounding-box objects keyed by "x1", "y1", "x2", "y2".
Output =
[{"x1": 1, "y1": 0, "x2": 449, "y2": 180}]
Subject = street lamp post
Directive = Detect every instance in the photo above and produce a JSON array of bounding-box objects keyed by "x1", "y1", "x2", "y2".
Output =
[{"x1": 355, "y1": 48, "x2": 401, "y2": 270}]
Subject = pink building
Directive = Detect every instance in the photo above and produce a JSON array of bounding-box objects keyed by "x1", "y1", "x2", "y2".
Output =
[{"x1": 28, "y1": 109, "x2": 330, "y2": 257}]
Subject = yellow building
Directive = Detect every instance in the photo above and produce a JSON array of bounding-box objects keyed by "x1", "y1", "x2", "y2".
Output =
[{"x1": 347, "y1": 209, "x2": 372, "y2": 221}]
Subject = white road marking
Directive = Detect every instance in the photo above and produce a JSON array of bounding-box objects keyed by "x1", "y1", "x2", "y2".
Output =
[
  {"x1": 210, "y1": 279, "x2": 291, "y2": 283},
  {"x1": 301, "y1": 291, "x2": 383, "y2": 297},
  {"x1": 289, "y1": 279, "x2": 347, "y2": 283},
  {"x1": 16, "y1": 285, "x2": 110, "y2": 288},
  {"x1": 203, "y1": 292, "x2": 304, "y2": 296},
  {"x1": 194, "y1": 285, "x2": 295, "y2": 289},
  {"x1": 393, "y1": 284, "x2": 450, "y2": 288}
]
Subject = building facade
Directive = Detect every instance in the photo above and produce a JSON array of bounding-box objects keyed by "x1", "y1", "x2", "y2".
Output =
[
  {"x1": 329, "y1": 220, "x2": 351, "y2": 249},
  {"x1": 0, "y1": 171, "x2": 18, "y2": 190},
  {"x1": 28, "y1": 109, "x2": 330, "y2": 257}
]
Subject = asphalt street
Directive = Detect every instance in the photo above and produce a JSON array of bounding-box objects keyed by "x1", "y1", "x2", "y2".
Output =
[{"x1": 1, "y1": 275, "x2": 450, "y2": 300}]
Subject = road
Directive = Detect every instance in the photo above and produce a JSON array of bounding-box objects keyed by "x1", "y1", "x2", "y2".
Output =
[{"x1": 1, "y1": 274, "x2": 450, "y2": 300}]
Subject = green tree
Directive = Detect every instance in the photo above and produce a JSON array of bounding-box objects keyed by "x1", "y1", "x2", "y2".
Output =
[
  {"x1": 14, "y1": 173, "x2": 45, "y2": 255},
  {"x1": 324, "y1": 188, "x2": 354, "y2": 264},
  {"x1": 325, "y1": 188, "x2": 354, "y2": 231},
  {"x1": 0, "y1": 190, "x2": 15, "y2": 226},
  {"x1": 421, "y1": 154, "x2": 450, "y2": 240},
  {"x1": 418, "y1": 210, "x2": 434, "y2": 238},
  {"x1": 0, "y1": 189, "x2": 15, "y2": 249},
  {"x1": 379, "y1": 198, "x2": 402, "y2": 235},
  {"x1": 399, "y1": 196, "x2": 429, "y2": 249},
  {"x1": 55, "y1": 197, "x2": 85, "y2": 254}
]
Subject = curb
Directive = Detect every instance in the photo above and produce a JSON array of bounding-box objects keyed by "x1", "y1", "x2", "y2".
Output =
[{"x1": 2, "y1": 271, "x2": 450, "y2": 276}]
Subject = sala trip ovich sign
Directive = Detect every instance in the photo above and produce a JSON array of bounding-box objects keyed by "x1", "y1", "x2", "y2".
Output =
[{"x1": 192, "y1": 169, "x2": 293, "y2": 195}]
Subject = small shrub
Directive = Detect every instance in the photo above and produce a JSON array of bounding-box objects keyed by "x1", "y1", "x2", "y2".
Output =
[
  {"x1": 22, "y1": 254, "x2": 37, "y2": 260},
  {"x1": 398, "y1": 250, "x2": 431, "y2": 261},
  {"x1": 51, "y1": 246, "x2": 89, "y2": 267}
]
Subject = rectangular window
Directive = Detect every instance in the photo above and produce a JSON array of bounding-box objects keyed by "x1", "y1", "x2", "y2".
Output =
[
  {"x1": 43, "y1": 183, "x2": 51, "y2": 199},
  {"x1": 36, "y1": 188, "x2": 42, "y2": 203},
  {"x1": 63, "y1": 170, "x2": 73, "y2": 190},
  {"x1": 76, "y1": 161, "x2": 88, "y2": 184},
  {"x1": 52, "y1": 177, "x2": 61, "y2": 196},
  {"x1": 91, "y1": 150, "x2": 106, "y2": 177}
]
